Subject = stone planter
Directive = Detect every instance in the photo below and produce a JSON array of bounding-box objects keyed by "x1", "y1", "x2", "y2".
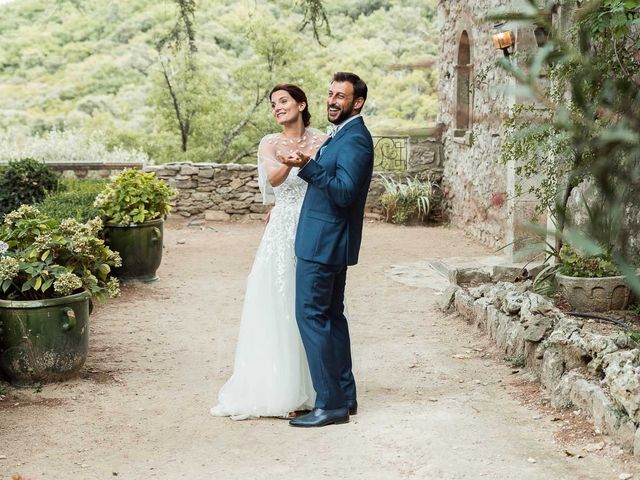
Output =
[
  {"x1": 103, "y1": 218, "x2": 164, "y2": 282},
  {"x1": 0, "y1": 290, "x2": 91, "y2": 385},
  {"x1": 556, "y1": 272, "x2": 631, "y2": 312}
]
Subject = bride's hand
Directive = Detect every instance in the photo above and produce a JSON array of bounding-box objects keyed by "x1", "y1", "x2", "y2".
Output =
[{"x1": 281, "y1": 151, "x2": 310, "y2": 168}]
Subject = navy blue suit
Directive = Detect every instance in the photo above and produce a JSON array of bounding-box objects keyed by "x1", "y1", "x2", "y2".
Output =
[{"x1": 295, "y1": 116, "x2": 374, "y2": 410}]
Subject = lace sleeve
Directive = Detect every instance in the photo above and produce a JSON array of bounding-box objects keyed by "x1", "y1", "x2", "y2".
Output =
[
  {"x1": 257, "y1": 135, "x2": 278, "y2": 205},
  {"x1": 307, "y1": 127, "x2": 328, "y2": 138}
]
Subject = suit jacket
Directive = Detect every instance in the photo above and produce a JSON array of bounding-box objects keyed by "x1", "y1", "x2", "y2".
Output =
[{"x1": 295, "y1": 116, "x2": 374, "y2": 266}]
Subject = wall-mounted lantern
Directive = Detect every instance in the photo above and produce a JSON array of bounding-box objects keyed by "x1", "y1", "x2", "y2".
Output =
[{"x1": 492, "y1": 22, "x2": 514, "y2": 58}]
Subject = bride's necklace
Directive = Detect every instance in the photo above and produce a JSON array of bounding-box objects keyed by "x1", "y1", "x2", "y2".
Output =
[
  {"x1": 282, "y1": 131, "x2": 307, "y2": 143},
  {"x1": 278, "y1": 129, "x2": 319, "y2": 151}
]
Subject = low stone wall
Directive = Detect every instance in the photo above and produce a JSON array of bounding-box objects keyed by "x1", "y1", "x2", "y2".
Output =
[
  {"x1": 2, "y1": 162, "x2": 144, "y2": 180},
  {"x1": 145, "y1": 163, "x2": 267, "y2": 221},
  {"x1": 445, "y1": 277, "x2": 640, "y2": 455},
  {"x1": 146, "y1": 134, "x2": 445, "y2": 220}
]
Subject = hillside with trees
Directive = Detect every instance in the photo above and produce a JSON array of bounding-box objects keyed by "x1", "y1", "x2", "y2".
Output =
[{"x1": 0, "y1": 0, "x2": 438, "y2": 163}]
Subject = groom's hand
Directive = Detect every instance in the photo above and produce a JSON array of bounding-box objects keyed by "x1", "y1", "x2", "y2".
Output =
[{"x1": 281, "y1": 151, "x2": 310, "y2": 168}]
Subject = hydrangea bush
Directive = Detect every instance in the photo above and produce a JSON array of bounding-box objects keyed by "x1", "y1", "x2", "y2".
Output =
[
  {"x1": 0, "y1": 129, "x2": 149, "y2": 165},
  {"x1": 0, "y1": 205, "x2": 121, "y2": 301},
  {"x1": 95, "y1": 168, "x2": 176, "y2": 225}
]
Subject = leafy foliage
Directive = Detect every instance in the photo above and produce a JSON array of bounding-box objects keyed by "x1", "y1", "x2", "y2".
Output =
[
  {"x1": 379, "y1": 174, "x2": 439, "y2": 224},
  {"x1": 0, "y1": 129, "x2": 149, "y2": 165},
  {"x1": 492, "y1": 0, "x2": 640, "y2": 290},
  {"x1": 531, "y1": 240, "x2": 619, "y2": 299},
  {"x1": 557, "y1": 244, "x2": 621, "y2": 278},
  {"x1": 0, "y1": 0, "x2": 438, "y2": 164},
  {"x1": 154, "y1": 0, "x2": 199, "y2": 154},
  {"x1": 299, "y1": 0, "x2": 331, "y2": 44},
  {"x1": 0, "y1": 158, "x2": 58, "y2": 217},
  {"x1": 37, "y1": 179, "x2": 106, "y2": 222},
  {"x1": 94, "y1": 169, "x2": 177, "y2": 225},
  {"x1": 0, "y1": 205, "x2": 121, "y2": 301},
  {"x1": 501, "y1": 104, "x2": 571, "y2": 218}
]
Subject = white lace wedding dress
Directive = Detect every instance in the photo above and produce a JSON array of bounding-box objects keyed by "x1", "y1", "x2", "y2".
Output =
[{"x1": 210, "y1": 129, "x2": 326, "y2": 419}]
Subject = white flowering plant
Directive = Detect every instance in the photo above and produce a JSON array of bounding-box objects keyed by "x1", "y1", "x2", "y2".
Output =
[
  {"x1": 0, "y1": 205, "x2": 121, "y2": 302},
  {"x1": 0, "y1": 129, "x2": 149, "y2": 165}
]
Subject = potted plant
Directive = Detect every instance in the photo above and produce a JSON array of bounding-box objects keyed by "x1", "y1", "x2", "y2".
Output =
[
  {"x1": 379, "y1": 174, "x2": 440, "y2": 225},
  {"x1": 95, "y1": 169, "x2": 176, "y2": 282},
  {"x1": 554, "y1": 244, "x2": 631, "y2": 312},
  {"x1": 0, "y1": 205, "x2": 121, "y2": 385}
]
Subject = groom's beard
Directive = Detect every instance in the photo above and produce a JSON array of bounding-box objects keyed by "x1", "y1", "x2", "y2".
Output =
[{"x1": 328, "y1": 101, "x2": 355, "y2": 125}]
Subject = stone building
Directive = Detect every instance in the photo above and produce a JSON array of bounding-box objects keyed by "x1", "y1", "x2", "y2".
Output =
[{"x1": 437, "y1": 0, "x2": 555, "y2": 256}]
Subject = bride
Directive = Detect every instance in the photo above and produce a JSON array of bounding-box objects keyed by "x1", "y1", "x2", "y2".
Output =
[{"x1": 210, "y1": 84, "x2": 327, "y2": 419}]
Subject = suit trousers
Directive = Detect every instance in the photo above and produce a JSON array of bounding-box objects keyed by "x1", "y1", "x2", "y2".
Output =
[{"x1": 295, "y1": 258, "x2": 356, "y2": 410}]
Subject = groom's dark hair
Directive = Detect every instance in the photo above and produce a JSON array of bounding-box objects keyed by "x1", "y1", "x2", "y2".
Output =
[
  {"x1": 332, "y1": 72, "x2": 367, "y2": 108},
  {"x1": 269, "y1": 84, "x2": 311, "y2": 127}
]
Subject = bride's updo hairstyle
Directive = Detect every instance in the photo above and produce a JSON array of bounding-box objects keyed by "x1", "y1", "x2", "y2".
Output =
[{"x1": 269, "y1": 84, "x2": 311, "y2": 127}]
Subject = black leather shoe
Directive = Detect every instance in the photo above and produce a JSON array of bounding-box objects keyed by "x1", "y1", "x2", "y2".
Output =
[
  {"x1": 289, "y1": 407, "x2": 349, "y2": 428},
  {"x1": 348, "y1": 401, "x2": 358, "y2": 416}
]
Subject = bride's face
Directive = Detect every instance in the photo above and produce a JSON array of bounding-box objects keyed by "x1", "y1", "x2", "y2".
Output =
[{"x1": 270, "y1": 90, "x2": 304, "y2": 126}]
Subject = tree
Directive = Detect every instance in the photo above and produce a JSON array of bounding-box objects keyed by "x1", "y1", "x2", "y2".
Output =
[
  {"x1": 154, "y1": 0, "x2": 198, "y2": 153},
  {"x1": 299, "y1": 0, "x2": 331, "y2": 45},
  {"x1": 198, "y1": 15, "x2": 322, "y2": 164},
  {"x1": 493, "y1": 0, "x2": 640, "y2": 290},
  {"x1": 150, "y1": 0, "x2": 330, "y2": 159},
  {"x1": 0, "y1": 0, "x2": 440, "y2": 163}
]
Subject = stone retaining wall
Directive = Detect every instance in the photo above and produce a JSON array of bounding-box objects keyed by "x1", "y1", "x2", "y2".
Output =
[
  {"x1": 30, "y1": 162, "x2": 143, "y2": 180},
  {"x1": 444, "y1": 276, "x2": 640, "y2": 455},
  {"x1": 145, "y1": 163, "x2": 267, "y2": 221},
  {"x1": 145, "y1": 134, "x2": 444, "y2": 220}
]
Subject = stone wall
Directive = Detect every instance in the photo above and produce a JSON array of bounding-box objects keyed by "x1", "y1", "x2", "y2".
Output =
[
  {"x1": 0, "y1": 161, "x2": 144, "y2": 180},
  {"x1": 437, "y1": 0, "x2": 511, "y2": 247},
  {"x1": 445, "y1": 275, "x2": 640, "y2": 456},
  {"x1": 146, "y1": 134, "x2": 444, "y2": 221},
  {"x1": 566, "y1": 181, "x2": 640, "y2": 261},
  {"x1": 437, "y1": 1, "x2": 549, "y2": 253},
  {"x1": 145, "y1": 163, "x2": 267, "y2": 221}
]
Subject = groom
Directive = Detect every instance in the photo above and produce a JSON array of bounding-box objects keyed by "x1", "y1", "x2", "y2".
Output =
[{"x1": 282, "y1": 72, "x2": 374, "y2": 427}]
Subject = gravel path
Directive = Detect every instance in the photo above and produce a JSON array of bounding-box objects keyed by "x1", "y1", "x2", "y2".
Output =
[{"x1": 1, "y1": 221, "x2": 638, "y2": 479}]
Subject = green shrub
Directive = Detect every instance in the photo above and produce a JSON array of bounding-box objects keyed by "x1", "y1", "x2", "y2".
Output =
[
  {"x1": 0, "y1": 205, "x2": 121, "y2": 302},
  {"x1": 379, "y1": 174, "x2": 440, "y2": 225},
  {"x1": 0, "y1": 158, "x2": 58, "y2": 217},
  {"x1": 557, "y1": 244, "x2": 621, "y2": 278},
  {"x1": 94, "y1": 168, "x2": 177, "y2": 225},
  {"x1": 37, "y1": 179, "x2": 106, "y2": 222}
]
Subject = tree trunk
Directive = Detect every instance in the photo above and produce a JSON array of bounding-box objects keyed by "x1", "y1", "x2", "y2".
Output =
[{"x1": 161, "y1": 62, "x2": 190, "y2": 153}]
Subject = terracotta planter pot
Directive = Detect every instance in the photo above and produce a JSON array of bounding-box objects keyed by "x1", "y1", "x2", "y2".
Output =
[
  {"x1": 556, "y1": 273, "x2": 631, "y2": 312},
  {"x1": 0, "y1": 290, "x2": 91, "y2": 385}
]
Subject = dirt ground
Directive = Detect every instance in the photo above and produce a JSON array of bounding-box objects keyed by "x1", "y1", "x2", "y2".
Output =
[{"x1": 1, "y1": 220, "x2": 639, "y2": 480}]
